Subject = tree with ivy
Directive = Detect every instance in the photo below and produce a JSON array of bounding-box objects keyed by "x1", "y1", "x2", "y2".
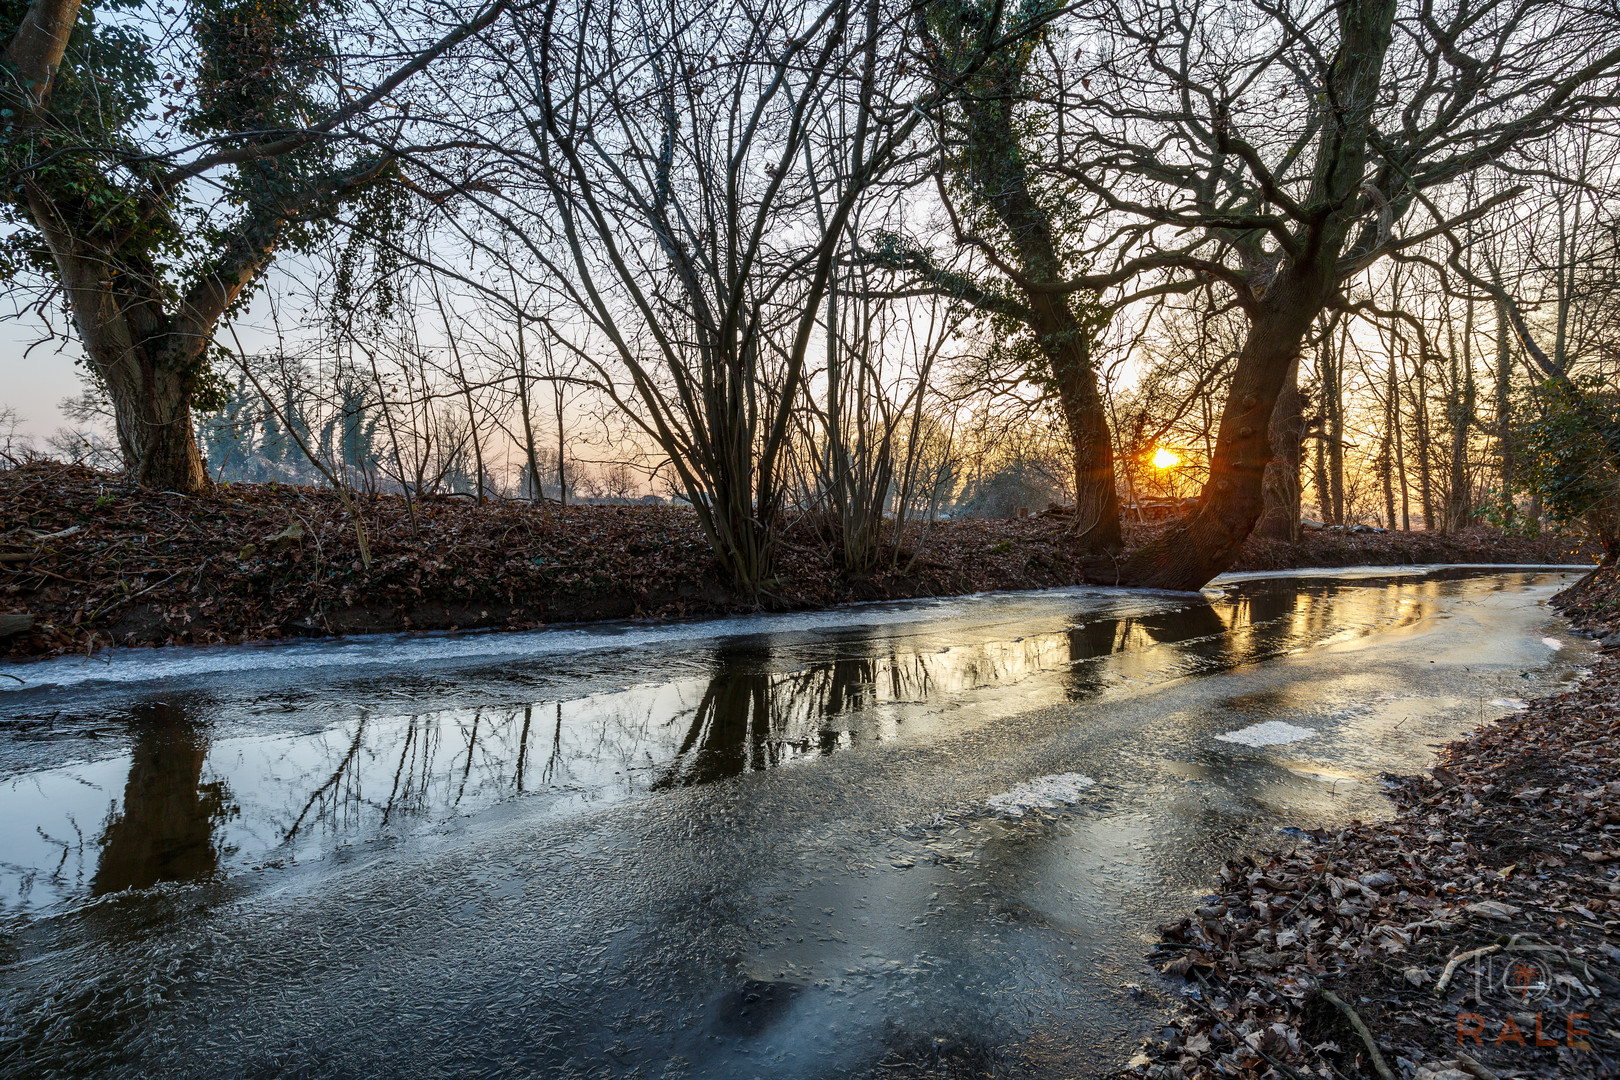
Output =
[
  {"x1": 1, "y1": 0, "x2": 509, "y2": 492},
  {"x1": 1511, "y1": 377, "x2": 1619, "y2": 562},
  {"x1": 892, "y1": 0, "x2": 1127, "y2": 550}
]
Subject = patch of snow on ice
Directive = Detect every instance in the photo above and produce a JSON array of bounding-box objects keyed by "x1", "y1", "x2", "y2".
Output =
[
  {"x1": 1215, "y1": 721, "x2": 1317, "y2": 747},
  {"x1": 1489, "y1": 699, "x2": 1528, "y2": 710},
  {"x1": 1541, "y1": 637, "x2": 1564, "y2": 650},
  {"x1": 985, "y1": 773, "x2": 1096, "y2": 817}
]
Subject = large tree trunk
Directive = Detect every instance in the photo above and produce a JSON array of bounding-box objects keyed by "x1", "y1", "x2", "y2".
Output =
[
  {"x1": 78, "y1": 325, "x2": 211, "y2": 493},
  {"x1": 8, "y1": 0, "x2": 469, "y2": 498},
  {"x1": 1093, "y1": 0, "x2": 1397, "y2": 588},
  {"x1": 40, "y1": 213, "x2": 213, "y2": 492},
  {"x1": 1114, "y1": 284, "x2": 1320, "y2": 590},
  {"x1": 26, "y1": 172, "x2": 332, "y2": 495},
  {"x1": 1027, "y1": 298, "x2": 1121, "y2": 548},
  {"x1": 15, "y1": 30, "x2": 217, "y2": 495},
  {"x1": 951, "y1": 55, "x2": 1122, "y2": 553},
  {"x1": 1256, "y1": 355, "x2": 1304, "y2": 540},
  {"x1": 108, "y1": 356, "x2": 211, "y2": 492}
]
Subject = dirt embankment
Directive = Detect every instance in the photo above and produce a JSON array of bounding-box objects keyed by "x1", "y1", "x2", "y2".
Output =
[
  {"x1": 1227, "y1": 530, "x2": 1601, "y2": 573},
  {"x1": 0, "y1": 462, "x2": 1601, "y2": 660},
  {"x1": 1120, "y1": 564, "x2": 1620, "y2": 1080}
]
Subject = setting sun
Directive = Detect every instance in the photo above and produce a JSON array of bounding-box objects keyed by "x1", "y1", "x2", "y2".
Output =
[{"x1": 1151, "y1": 447, "x2": 1181, "y2": 470}]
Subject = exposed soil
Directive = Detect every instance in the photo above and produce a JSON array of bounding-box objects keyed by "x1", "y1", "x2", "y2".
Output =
[
  {"x1": 0, "y1": 462, "x2": 1601, "y2": 660},
  {"x1": 1227, "y1": 531, "x2": 1599, "y2": 574},
  {"x1": 1120, "y1": 562, "x2": 1620, "y2": 1080}
]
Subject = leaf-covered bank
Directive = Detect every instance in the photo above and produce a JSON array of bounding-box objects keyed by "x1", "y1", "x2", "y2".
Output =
[{"x1": 0, "y1": 463, "x2": 1600, "y2": 660}]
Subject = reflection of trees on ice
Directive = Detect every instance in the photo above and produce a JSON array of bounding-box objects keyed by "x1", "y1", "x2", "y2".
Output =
[
  {"x1": 13, "y1": 572, "x2": 1439, "y2": 903},
  {"x1": 94, "y1": 702, "x2": 237, "y2": 895}
]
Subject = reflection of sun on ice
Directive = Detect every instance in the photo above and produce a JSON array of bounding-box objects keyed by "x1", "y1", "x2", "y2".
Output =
[{"x1": 1151, "y1": 447, "x2": 1180, "y2": 469}]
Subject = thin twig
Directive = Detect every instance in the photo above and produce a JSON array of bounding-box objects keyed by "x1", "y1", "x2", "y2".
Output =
[
  {"x1": 1434, "y1": 944, "x2": 1500, "y2": 995},
  {"x1": 1318, "y1": 989, "x2": 1396, "y2": 1080}
]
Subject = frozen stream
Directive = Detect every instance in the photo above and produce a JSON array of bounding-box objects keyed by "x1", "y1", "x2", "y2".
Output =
[{"x1": 0, "y1": 566, "x2": 1595, "y2": 1078}]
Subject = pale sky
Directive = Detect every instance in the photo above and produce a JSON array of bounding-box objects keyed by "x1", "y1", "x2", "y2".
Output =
[{"x1": 1, "y1": 331, "x2": 85, "y2": 440}]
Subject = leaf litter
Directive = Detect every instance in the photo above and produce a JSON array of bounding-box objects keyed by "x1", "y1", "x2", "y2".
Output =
[{"x1": 1, "y1": 463, "x2": 1598, "y2": 661}]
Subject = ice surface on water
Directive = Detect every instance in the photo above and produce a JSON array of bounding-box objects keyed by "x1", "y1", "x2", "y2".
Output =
[
  {"x1": 1214, "y1": 721, "x2": 1317, "y2": 747},
  {"x1": 1210, "y1": 565, "x2": 1428, "y2": 583},
  {"x1": 1210, "y1": 563, "x2": 1585, "y2": 584},
  {"x1": 4, "y1": 565, "x2": 1583, "y2": 695},
  {"x1": 0, "y1": 585, "x2": 1187, "y2": 693},
  {"x1": 984, "y1": 772, "x2": 1095, "y2": 816}
]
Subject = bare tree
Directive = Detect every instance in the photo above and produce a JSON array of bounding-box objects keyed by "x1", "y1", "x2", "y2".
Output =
[
  {"x1": 1054, "y1": 0, "x2": 1620, "y2": 586},
  {"x1": 467, "y1": 0, "x2": 1041, "y2": 590}
]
